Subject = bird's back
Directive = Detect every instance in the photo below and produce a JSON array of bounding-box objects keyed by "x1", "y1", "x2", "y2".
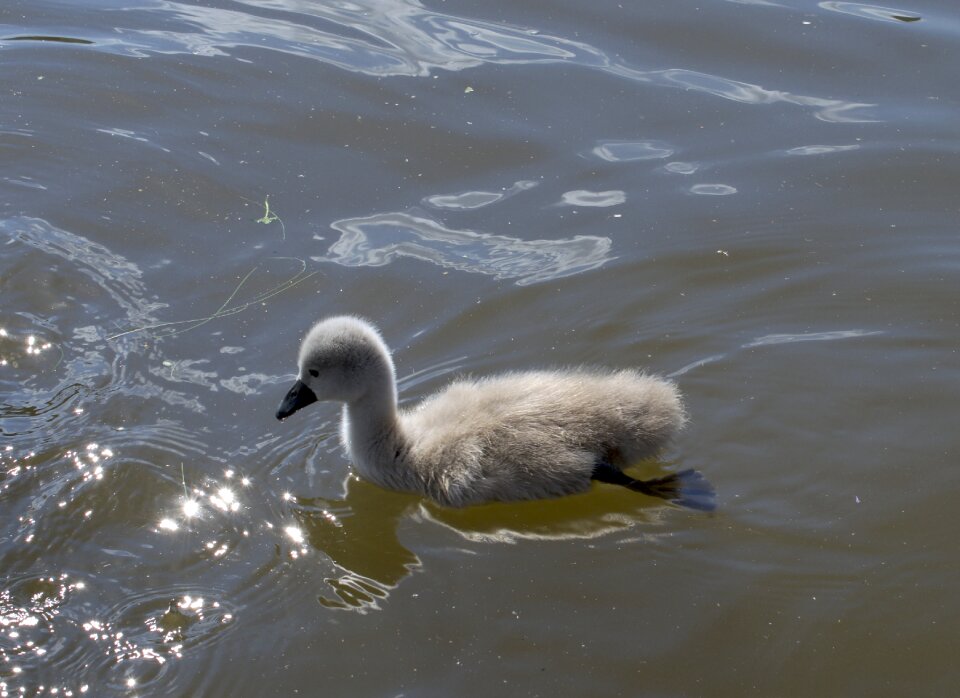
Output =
[{"x1": 399, "y1": 369, "x2": 685, "y2": 506}]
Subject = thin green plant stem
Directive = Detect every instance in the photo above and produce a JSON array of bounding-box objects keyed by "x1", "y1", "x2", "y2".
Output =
[{"x1": 106, "y1": 257, "x2": 317, "y2": 341}]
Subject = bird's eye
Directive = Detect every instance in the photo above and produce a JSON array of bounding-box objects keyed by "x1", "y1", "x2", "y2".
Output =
[{"x1": 308, "y1": 369, "x2": 319, "y2": 378}]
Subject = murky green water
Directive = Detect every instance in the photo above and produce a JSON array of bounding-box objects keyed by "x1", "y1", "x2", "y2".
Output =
[{"x1": 2, "y1": 0, "x2": 958, "y2": 695}]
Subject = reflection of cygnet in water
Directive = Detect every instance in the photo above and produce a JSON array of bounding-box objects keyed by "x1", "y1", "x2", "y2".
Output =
[{"x1": 277, "y1": 316, "x2": 714, "y2": 511}]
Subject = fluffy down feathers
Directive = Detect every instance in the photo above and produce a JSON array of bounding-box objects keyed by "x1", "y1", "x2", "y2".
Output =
[{"x1": 277, "y1": 316, "x2": 688, "y2": 508}]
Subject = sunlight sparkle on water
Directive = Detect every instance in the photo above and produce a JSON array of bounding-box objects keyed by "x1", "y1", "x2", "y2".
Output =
[
  {"x1": 182, "y1": 498, "x2": 201, "y2": 518},
  {"x1": 284, "y1": 526, "x2": 304, "y2": 544},
  {"x1": 210, "y1": 487, "x2": 239, "y2": 512}
]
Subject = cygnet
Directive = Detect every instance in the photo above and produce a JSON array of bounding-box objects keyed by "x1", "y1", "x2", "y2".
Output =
[{"x1": 276, "y1": 316, "x2": 714, "y2": 510}]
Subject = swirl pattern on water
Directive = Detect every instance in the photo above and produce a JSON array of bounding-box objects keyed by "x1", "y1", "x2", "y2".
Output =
[
  {"x1": 669, "y1": 329, "x2": 884, "y2": 377},
  {"x1": 4, "y1": 216, "x2": 161, "y2": 334},
  {"x1": 0, "y1": 217, "x2": 265, "y2": 691},
  {"x1": 47, "y1": 0, "x2": 877, "y2": 122},
  {"x1": 786, "y1": 144, "x2": 861, "y2": 156},
  {"x1": 819, "y1": 2, "x2": 922, "y2": 23},
  {"x1": 559, "y1": 190, "x2": 626, "y2": 207},
  {"x1": 314, "y1": 210, "x2": 614, "y2": 285},
  {"x1": 423, "y1": 180, "x2": 538, "y2": 211},
  {"x1": 0, "y1": 217, "x2": 211, "y2": 432}
]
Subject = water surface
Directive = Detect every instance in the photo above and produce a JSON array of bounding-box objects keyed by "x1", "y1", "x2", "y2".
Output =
[{"x1": 2, "y1": 0, "x2": 959, "y2": 695}]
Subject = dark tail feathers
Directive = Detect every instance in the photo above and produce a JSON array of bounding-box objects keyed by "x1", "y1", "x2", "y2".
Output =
[{"x1": 627, "y1": 469, "x2": 716, "y2": 512}]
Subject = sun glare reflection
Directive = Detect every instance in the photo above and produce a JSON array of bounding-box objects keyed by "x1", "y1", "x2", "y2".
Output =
[
  {"x1": 141, "y1": 593, "x2": 234, "y2": 650},
  {"x1": 320, "y1": 509, "x2": 342, "y2": 527},
  {"x1": 63, "y1": 445, "x2": 114, "y2": 483},
  {"x1": 155, "y1": 468, "x2": 253, "y2": 533},
  {"x1": 151, "y1": 468, "x2": 261, "y2": 571},
  {"x1": 209, "y1": 487, "x2": 239, "y2": 512},
  {"x1": 283, "y1": 525, "x2": 309, "y2": 560},
  {"x1": 0, "y1": 574, "x2": 87, "y2": 690},
  {"x1": 0, "y1": 328, "x2": 59, "y2": 370},
  {"x1": 25, "y1": 586, "x2": 238, "y2": 681},
  {"x1": 182, "y1": 498, "x2": 201, "y2": 518},
  {"x1": 23, "y1": 335, "x2": 53, "y2": 356}
]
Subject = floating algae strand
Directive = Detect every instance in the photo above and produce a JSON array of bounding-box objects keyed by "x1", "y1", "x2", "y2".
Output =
[{"x1": 106, "y1": 257, "x2": 316, "y2": 341}]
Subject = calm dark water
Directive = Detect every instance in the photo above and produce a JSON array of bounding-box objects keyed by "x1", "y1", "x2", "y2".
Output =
[{"x1": 2, "y1": 0, "x2": 958, "y2": 695}]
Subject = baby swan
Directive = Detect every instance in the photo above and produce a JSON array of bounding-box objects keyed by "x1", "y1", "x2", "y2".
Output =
[{"x1": 276, "y1": 316, "x2": 714, "y2": 511}]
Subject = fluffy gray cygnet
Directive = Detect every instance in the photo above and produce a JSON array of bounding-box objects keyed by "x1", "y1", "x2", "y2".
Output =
[{"x1": 276, "y1": 316, "x2": 714, "y2": 510}]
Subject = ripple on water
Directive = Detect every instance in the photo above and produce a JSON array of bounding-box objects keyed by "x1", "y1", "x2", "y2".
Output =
[
  {"x1": 0, "y1": 577, "x2": 238, "y2": 695},
  {"x1": 0, "y1": 216, "x2": 208, "y2": 439},
  {"x1": 0, "y1": 573, "x2": 93, "y2": 695},
  {"x1": 2, "y1": 217, "x2": 161, "y2": 334},
  {"x1": 669, "y1": 329, "x2": 884, "y2": 378},
  {"x1": 0, "y1": 325, "x2": 71, "y2": 425},
  {"x1": 0, "y1": 449, "x2": 288, "y2": 692},
  {"x1": 97, "y1": 585, "x2": 237, "y2": 664},
  {"x1": 95, "y1": 127, "x2": 172, "y2": 153},
  {"x1": 818, "y1": 2, "x2": 922, "y2": 23},
  {"x1": 0, "y1": 441, "x2": 119, "y2": 562}
]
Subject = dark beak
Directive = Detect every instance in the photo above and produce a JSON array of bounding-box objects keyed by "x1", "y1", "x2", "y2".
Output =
[{"x1": 276, "y1": 379, "x2": 318, "y2": 420}]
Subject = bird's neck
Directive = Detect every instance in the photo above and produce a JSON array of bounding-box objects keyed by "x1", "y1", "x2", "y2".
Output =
[{"x1": 339, "y1": 374, "x2": 412, "y2": 489}]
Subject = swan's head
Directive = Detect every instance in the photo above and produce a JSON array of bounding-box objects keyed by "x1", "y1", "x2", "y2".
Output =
[{"x1": 276, "y1": 316, "x2": 395, "y2": 420}]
